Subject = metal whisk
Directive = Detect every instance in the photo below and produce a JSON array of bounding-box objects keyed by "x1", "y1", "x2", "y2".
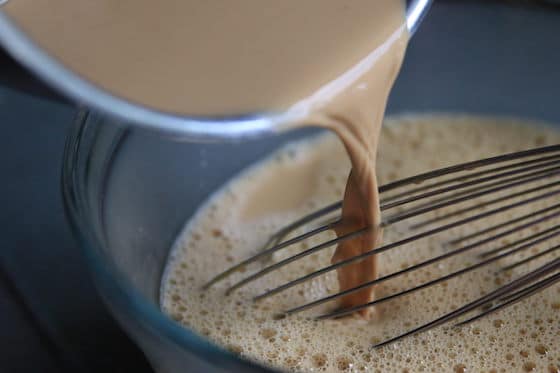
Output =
[{"x1": 204, "y1": 144, "x2": 560, "y2": 348}]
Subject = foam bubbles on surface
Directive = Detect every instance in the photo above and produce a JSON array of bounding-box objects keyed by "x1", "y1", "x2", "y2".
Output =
[{"x1": 162, "y1": 115, "x2": 560, "y2": 372}]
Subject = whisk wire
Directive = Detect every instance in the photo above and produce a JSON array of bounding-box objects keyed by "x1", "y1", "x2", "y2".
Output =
[
  {"x1": 204, "y1": 220, "x2": 337, "y2": 289},
  {"x1": 456, "y1": 271, "x2": 560, "y2": 327},
  {"x1": 381, "y1": 153, "x2": 560, "y2": 203},
  {"x1": 380, "y1": 161, "x2": 560, "y2": 210},
  {"x1": 501, "y1": 243, "x2": 560, "y2": 271},
  {"x1": 447, "y1": 202, "x2": 560, "y2": 245},
  {"x1": 407, "y1": 176, "x2": 560, "y2": 229},
  {"x1": 372, "y1": 257, "x2": 560, "y2": 348}
]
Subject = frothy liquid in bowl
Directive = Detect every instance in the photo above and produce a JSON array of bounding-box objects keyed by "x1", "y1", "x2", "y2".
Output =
[{"x1": 162, "y1": 116, "x2": 560, "y2": 372}]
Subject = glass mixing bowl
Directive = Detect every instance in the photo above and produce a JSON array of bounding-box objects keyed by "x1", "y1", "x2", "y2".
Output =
[{"x1": 61, "y1": 2, "x2": 560, "y2": 372}]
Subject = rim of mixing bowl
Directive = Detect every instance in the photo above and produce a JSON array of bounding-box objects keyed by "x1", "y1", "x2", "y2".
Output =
[
  {"x1": 0, "y1": 0, "x2": 431, "y2": 141},
  {"x1": 61, "y1": 110, "x2": 274, "y2": 372}
]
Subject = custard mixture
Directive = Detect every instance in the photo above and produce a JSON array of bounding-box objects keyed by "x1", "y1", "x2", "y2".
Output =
[{"x1": 162, "y1": 115, "x2": 560, "y2": 372}]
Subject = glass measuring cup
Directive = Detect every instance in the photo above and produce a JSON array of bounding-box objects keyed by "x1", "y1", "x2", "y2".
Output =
[{"x1": 0, "y1": 0, "x2": 431, "y2": 141}]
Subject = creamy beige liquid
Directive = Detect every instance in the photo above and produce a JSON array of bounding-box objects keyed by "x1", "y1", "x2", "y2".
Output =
[
  {"x1": 5, "y1": 0, "x2": 409, "y2": 312},
  {"x1": 162, "y1": 115, "x2": 560, "y2": 372},
  {"x1": 3, "y1": 0, "x2": 406, "y2": 116}
]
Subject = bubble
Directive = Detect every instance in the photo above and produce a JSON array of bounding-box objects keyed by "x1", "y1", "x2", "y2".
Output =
[
  {"x1": 171, "y1": 313, "x2": 183, "y2": 322},
  {"x1": 336, "y1": 356, "x2": 353, "y2": 371},
  {"x1": 228, "y1": 344, "x2": 243, "y2": 354},
  {"x1": 535, "y1": 344, "x2": 548, "y2": 355},
  {"x1": 284, "y1": 356, "x2": 302, "y2": 369},
  {"x1": 312, "y1": 353, "x2": 328, "y2": 368},
  {"x1": 523, "y1": 362, "x2": 537, "y2": 372},
  {"x1": 260, "y1": 328, "x2": 277, "y2": 339},
  {"x1": 453, "y1": 363, "x2": 467, "y2": 373},
  {"x1": 493, "y1": 320, "x2": 504, "y2": 328}
]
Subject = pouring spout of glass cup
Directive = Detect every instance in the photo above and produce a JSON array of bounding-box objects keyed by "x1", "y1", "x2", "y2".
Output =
[
  {"x1": 406, "y1": 0, "x2": 432, "y2": 35},
  {"x1": 0, "y1": 0, "x2": 431, "y2": 141}
]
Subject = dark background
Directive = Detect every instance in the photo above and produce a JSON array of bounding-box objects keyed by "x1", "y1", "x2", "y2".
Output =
[
  {"x1": 0, "y1": 48, "x2": 154, "y2": 373},
  {"x1": 1, "y1": 1, "x2": 560, "y2": 373}
]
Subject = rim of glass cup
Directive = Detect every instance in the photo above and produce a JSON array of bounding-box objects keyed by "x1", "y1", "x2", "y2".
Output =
[{"x1": 0, "y1": 0, "x2": 431, "y2": 141}]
